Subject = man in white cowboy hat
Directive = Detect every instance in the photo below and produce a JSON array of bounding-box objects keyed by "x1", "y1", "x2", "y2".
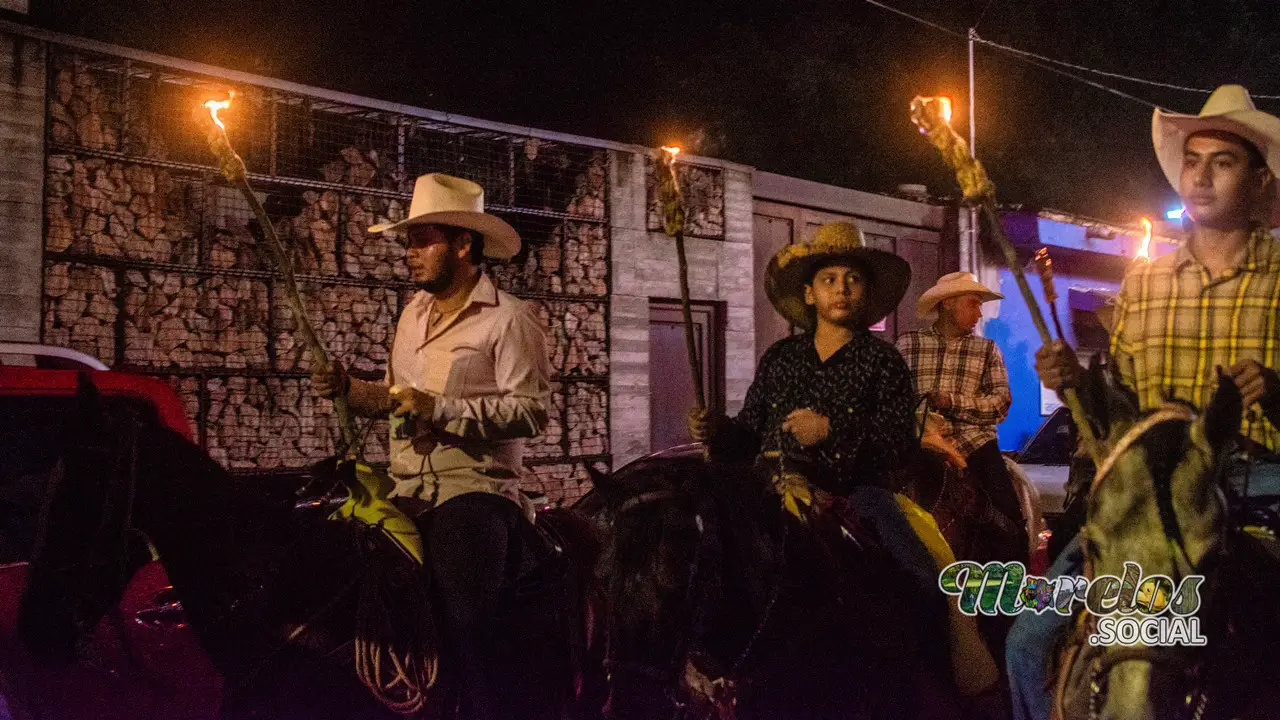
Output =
[
  {"x1": 896, "y1": 272, "x2": 1026, "y2": 565},
  {"x1": 313, "y1": 173, "x2": 559, "y2": 719},
  {"x1": 1011, "y1": 85, "x2": 1280, "y2": 720},
  {"x1": 687, "y1": 221, "x2": 942, "y2": 601}
]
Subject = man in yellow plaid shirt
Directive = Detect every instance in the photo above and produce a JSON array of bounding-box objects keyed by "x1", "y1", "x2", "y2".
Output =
[{"x1": 1008, "y1": 84, "x2": 1280, "y2": 720}]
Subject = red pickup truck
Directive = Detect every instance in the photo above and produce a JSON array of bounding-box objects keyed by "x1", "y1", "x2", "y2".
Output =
[{"x1": 0, "y1": 345, "x2": 223, "y2": 719}]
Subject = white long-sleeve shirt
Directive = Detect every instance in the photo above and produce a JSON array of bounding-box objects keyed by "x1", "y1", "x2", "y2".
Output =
[{"x1": 385, "y1": 273, "x2": 551, "y2": 507}]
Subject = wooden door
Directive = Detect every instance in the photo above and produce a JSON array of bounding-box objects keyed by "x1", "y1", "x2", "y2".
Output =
[
  {"x1": 896, "y1": 237, "x2": 941, "y2": 335},
  {"x1": 649, "y1": 300, "x2": 724, "y2": 452},
  {"x1": 752, "y1": 213, "x2": 794, "y2": 355}
]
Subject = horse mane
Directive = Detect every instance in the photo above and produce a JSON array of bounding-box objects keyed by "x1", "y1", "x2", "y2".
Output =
[{"x1": 597, "y1": 456, "x2": 792, "y2": 673}]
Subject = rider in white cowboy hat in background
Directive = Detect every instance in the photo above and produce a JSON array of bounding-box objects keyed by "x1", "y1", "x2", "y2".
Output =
[
  {"x1": 1010, "y1": 84, "x2": 1280, "y2": 720},
  {"x1": 313, "y1": 173, "x2": 561, "y2": 720},
  {"x1": 896, "y1": 272, "x2": 1026, "y2": 567}
]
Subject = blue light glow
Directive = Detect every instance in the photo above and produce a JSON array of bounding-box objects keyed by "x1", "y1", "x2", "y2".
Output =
[{"x1": 1166, "y1": 208, "x2": 1185, "y2": 220}]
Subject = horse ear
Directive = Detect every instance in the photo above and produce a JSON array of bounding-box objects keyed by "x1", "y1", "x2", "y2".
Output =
[
  {"x1": 73, "y1": 371, "x2": 103, "y2": 425},
  {"x1": 1099, "y1": 362, "x2": 1139, "y2": 426},
  {"x1": 1201, "y1": 368, "x2": 1242, "y2": 452},
  {"x1": 586, "y1": 464, "x2": 627, "y2": 507},
  {"x1": 1076, "y1": 361, "x2": 1136, "y2": 455}
]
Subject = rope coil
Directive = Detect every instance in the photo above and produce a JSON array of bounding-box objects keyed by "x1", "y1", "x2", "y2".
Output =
[{"x1": 353, "y1": 531, "x2": 440, "y2": 714}]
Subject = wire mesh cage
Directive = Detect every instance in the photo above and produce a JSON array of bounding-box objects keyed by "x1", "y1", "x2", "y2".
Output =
[
  {"x1": 645, "y1": 155, "x2": 726, "y2": 239},
  {"x1": 41, "y1": 44, "x2": 612, "y2": 505}
]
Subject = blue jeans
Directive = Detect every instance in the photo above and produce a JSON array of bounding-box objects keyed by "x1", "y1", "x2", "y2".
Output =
[
  {"x1": 847, "y1": 486, "x2": 941, "y2": 600},
  {"x1": 1006, "y1": 534, "x2": 1084, "y2": 720}
]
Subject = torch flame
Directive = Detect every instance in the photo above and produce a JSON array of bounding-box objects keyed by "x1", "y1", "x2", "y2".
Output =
[
  {"x1": 204, "y1": 91, "x2": 235, "y2": 130},
  {"x1": 937, "y1": 97, "x2": 953, "y2": 125},
  {"x1": 661, "y1": 145, "x2": 681, "y2": 159},
  {"x1": 1136, "y1": 217, "x2": 1153, "y2": 261}
]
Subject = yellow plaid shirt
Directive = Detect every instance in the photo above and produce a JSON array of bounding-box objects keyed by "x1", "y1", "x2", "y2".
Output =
[{"x1": 1110, "y1": 226, "x2": 1280, "y2": 451}]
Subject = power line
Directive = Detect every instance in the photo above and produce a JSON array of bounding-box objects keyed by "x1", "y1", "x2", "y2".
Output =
[
  {"x1": 860, "y1": 0, "x2": 1280, "y2": 105},
  {"x1": 861, "y1": 0, "x2": 965, "y2": 39},
  {"x1": 972, "y1": 0, "x2": 1000, "y2": 33},
  {"x1": 976, "y1": 36, "x2": 1280, "y2": 100},
  {"x1": 981, "y1": 42, "x2": 1160, "y2": 109}
]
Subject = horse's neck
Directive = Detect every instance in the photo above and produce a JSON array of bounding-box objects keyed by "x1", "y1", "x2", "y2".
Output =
[
  {"x1": 708, "y1": 493, "x2": 786, "y2": 620},
  {"x1": 130, "y1": 425, "x2": 298, "y2": 628}
]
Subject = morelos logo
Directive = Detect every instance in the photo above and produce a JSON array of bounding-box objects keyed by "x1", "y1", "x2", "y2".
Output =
[{"x1": 937, "y1": 561, "x2": 1206, "y2": 648}]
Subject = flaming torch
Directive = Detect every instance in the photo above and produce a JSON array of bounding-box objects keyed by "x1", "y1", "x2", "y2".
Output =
[
  {"x1": 1135, "y1": 217, "x2": 1153, "y2": 262},
  {"x1": 658, "y1": 145, "x2": 706, "y2": 411},
  {"x1": 1033, "y1": 247, "x2": 1068, "y2": 341},
  {"x1": 910, "y1": 97, "x2": 1100, "y2": 463},
  {"x1": 201, "y1": 93, "x2": 358, "y2": 456},
  {"x1": 202, "y1": 94, "x2": 435, "y2": 713}
]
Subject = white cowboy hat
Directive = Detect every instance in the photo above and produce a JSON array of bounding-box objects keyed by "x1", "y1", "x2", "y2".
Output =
[
  {"x1": 916, "y1": 271, "x2": 1002, "y2": 319},
  {"x1": 1152, "y1": 85, "x2": 1280, "y2": 227},
  {"x1": 368, "y1": 173, "x2": 521, "y2": 260},
  {"x1": 764, "y1": 221, "x2": 911, "y2": 331}
]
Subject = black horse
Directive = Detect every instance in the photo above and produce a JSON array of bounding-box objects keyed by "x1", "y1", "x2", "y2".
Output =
[
  {"x1": 589, "y1": 451, "x2": 966, "y2": 720},
  {"x1": 17, "y1": 375, "x2": 606, "y2": 719}
]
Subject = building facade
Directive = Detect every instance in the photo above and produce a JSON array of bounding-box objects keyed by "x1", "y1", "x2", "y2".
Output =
[
  {"x1": 986, "y1": 210, "x2": 1177, "y2": 451},
  {"x1": 0, "y1": 20, "x2": 957, "y2": 501}
]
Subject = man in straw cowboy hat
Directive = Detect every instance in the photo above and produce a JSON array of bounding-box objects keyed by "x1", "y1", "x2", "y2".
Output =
[
  {"x1": 687, "y1": 221, "x2": 941, "y2": 598},
  {"x1": 1009, "y1": 85, "x2": 1280, "y2": 720},
  {"x1": 313, "y1": 173, "x2": 561, "y2": 719},
  {"x1": 896, "y1": 272, "x2": 1027, "y2": 566}
]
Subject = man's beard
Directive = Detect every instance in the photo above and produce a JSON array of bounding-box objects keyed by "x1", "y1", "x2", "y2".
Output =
[{"x1": 416, "y1": 256, "x2": 456, "y2": 294}]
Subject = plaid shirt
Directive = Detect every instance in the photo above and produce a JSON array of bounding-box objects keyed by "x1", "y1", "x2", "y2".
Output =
[
  {"x1": 896, "y1": 327, "x2": 1012, "y2": 457},
  {"x1": 1111, "y1": 226, "x2": 1280, "y2": 451}
]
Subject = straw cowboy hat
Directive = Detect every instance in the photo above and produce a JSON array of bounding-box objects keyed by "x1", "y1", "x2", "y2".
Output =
[
  {"x1": 1152, "y1": 84, "x2": 1280, "y2": 227},
  {"x1": 764, "y1": 221, "x2": 911, "y2": 330},
  {"x1": 916, "y1": 271, "x2": 1002, "y2": 320},
  {"x1": 368, "y1": 173, "x2": 522, "y2": 260}
]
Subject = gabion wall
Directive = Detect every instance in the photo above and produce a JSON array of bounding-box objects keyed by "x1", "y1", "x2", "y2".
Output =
[{"x1": 42, "y1": 47, "x2": 610, "y2": 504}]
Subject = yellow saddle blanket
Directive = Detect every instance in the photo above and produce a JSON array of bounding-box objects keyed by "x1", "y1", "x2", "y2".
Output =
[{"x1": 895, "y1": 493, "x2": 1000, "y2": 696}]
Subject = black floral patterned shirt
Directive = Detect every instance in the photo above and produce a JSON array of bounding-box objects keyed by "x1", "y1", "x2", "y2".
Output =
[{"x1": 713, "y1": 331, "x2": 918, "y2": 494}]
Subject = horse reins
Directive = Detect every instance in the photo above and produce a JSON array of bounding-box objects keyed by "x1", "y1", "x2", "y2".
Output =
[
  {"x1": 1066, "y1": 403, "x2": 1224, "y2": 720},
  {"x1": 1088, "y1": 403, "x2": 1204, "y2": 581}
]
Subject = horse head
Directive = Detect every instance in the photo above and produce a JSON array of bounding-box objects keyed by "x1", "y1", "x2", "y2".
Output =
[
  {"x1": 589, "y1": 457, "x2": 783, "y2": 719},
  {"x1": 18, "y1": 373, "x2": 149, "y2": 663},
  {"x1": 1060, "y1": 365, "x2": 1239, "y2": 720}
]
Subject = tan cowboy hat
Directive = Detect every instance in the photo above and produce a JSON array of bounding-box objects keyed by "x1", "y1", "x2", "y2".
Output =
[
  {"x1": 368, "y1": 173, "x2": 521, "y2": 260},
  {"x1": 1152, "y1": 85, "x2": 1280, "y2": 227},
  {"x1": 764, "y1": 221, "x2": 911, "y2": 330},
  {"x1": 916, "y1": 271, "x2": 1002, "y2": 319}
]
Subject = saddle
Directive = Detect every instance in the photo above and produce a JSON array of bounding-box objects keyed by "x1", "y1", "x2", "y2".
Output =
[{"x1": 759, "y1": 451, "x2": 884, "y2": 558}]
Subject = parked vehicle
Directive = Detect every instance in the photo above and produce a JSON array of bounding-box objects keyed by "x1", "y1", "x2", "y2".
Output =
[
  {"x1": 0, "y1": 356, "x2": 223, "y2": 719},
  {"x1": 1014, "y1": 407, "x2": 1073, "y2": 522}
]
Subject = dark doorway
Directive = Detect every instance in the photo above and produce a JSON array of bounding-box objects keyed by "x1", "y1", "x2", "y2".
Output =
[{"x1": 648, "y1": 300, "x2": 725, "y2": 452}]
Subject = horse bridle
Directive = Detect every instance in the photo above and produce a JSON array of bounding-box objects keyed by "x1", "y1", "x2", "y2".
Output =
[
  {"x1": 1068, "y1": 404, "x2": 1219, "y2": 720},
  {"x1": 606, "y1": 487, "x2": 786, "y2": 719}
]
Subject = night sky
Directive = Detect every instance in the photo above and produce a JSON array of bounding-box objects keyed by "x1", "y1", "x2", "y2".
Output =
[{"x1": 27, "y1": 0, "x2": 1280, "y2": 223}]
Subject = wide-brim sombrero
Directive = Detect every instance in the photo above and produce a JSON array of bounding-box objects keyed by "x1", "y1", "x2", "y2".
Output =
[{"x1": 764, "y1": 221, "x2": 911, "y2": 330}]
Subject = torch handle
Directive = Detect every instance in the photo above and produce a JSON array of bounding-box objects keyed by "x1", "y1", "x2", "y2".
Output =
[
  {"x1": 674, "y1": 230, "x2": 706, "y2": 411},
  {"x1": 1048, "y1": 304, "x2": 1068, "y2": 343},
  {"x1": 979, "y1": 204, "x2": 1100, "y2": 464},
  {"x1": 234, "y1": 176, "x2": 359, "y2": 457}
]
